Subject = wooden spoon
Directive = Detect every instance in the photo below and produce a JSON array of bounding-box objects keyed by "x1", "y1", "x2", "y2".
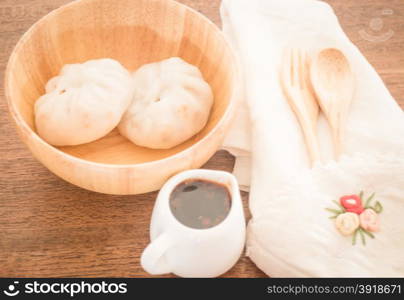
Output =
[{"x1": 310, "y1": 48, "x2": 355, "y2": 158}]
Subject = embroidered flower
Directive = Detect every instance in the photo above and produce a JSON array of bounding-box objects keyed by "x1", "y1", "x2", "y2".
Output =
[
  {"x1": 335, "y1": 212, "x2": 360, "y2": 236},
  {"x1": 359, "y1": 209, "x2": 380, "y2": 232},
  {"x1": 340, "y1": 194, "x2": 364, "y2": 214},
  {"x1": 326, "y1": 191, "x2": 383, "y2": 245}
]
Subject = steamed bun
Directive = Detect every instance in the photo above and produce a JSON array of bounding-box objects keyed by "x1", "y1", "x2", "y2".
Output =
[
  {"x1": 118, "y1": 57, "x2": 213, "y2": 149},
  {"x1": 35, "y1": 58, "x2": 133, "y2": 146}
]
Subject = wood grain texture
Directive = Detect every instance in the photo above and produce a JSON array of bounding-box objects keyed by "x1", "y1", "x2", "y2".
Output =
[{"x1": 0, "y1": 0, "x2": 403, "y2": 278}]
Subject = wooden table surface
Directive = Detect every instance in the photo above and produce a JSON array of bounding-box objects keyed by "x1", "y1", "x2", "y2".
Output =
[{"x1": 0, "y1": 0, "x2": 403, "y2": 278}]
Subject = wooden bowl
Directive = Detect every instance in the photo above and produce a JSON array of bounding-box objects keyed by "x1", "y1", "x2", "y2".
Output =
[{"x1": 4, "y1": 0, "x2": 239, "y2": 195}]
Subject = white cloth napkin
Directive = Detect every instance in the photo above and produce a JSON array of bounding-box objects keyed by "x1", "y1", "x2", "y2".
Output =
[{"x1": 221, "y1": 0, "x2": 404, "y2": 277}]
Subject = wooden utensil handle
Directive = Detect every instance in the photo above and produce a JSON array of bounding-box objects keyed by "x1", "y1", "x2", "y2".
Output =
[
  {"x1": 332, "y1": 125, "x2": 343, "y2": 159},
  {"x1": 302, "y1": 120, "x2": 321, "y2": 166}
]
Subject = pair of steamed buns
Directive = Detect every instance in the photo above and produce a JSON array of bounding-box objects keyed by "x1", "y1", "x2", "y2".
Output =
[{"x1": 35, "y1": 57, "x2": 213, "y2": 149}]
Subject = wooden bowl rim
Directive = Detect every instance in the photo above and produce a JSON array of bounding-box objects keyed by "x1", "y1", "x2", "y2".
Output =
[{"x1": 4, "y1": 0, "x2": 241, "y2": 169}]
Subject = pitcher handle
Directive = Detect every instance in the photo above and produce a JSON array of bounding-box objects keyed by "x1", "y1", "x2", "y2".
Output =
[{"x1": 141, "y1": 232, "x2": 174, "y2": 275}]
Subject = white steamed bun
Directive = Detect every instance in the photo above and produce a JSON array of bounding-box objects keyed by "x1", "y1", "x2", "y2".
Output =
[
  {"x1": 35, "y1": 58, "x2": 133, "y2": 146},
  {"x1": 118, "y1": 57, "x2": 213, "y2": 149}
]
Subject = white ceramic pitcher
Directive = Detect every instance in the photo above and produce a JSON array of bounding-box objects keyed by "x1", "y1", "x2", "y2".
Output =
[{"x1": 141, "y1": 169, "x2": 246, "y2": 277}]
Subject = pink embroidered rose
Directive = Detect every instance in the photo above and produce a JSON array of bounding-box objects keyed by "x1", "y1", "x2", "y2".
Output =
[
  {"x1": 335, "y1": 212, "x2": 360, "y2": 236},
  {"x1": 359, "y1": 209, "x2": 380, "y2": 232}
]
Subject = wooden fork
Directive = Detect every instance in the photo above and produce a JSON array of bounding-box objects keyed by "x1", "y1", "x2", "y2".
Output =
[{"x1": 280, "y1": 48, "x2": 321, "y2": 165}]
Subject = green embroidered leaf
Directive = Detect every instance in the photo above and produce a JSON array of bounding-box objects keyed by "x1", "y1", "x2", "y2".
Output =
[
  {"x1": 332, "y1": 200, "x2": 345, "y2": 211},
  {"x1": 364, "y1": 193, "x2": 375, "y2": 208},
  {"x1": 361, "y1": 229, "x2": 375, "y2": 239},
  {"x1": 359, "y1": 191, "x2": 364, "y2": 200},
  {"x1": 352, "y1": 229, "x2": 359, "y2": 245},
  {"x1": 329, "y1": 215, "x2": 338, "y2": 219},
  {"x1": 374, "y1": 201, "x2": 383, "y2": 214},
  {"x1": 359, "y1": 228, "x2": 366, "y2": 246},
  {"x1": 325, "y1": 208, "x2": 343, "y2": 214}
]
